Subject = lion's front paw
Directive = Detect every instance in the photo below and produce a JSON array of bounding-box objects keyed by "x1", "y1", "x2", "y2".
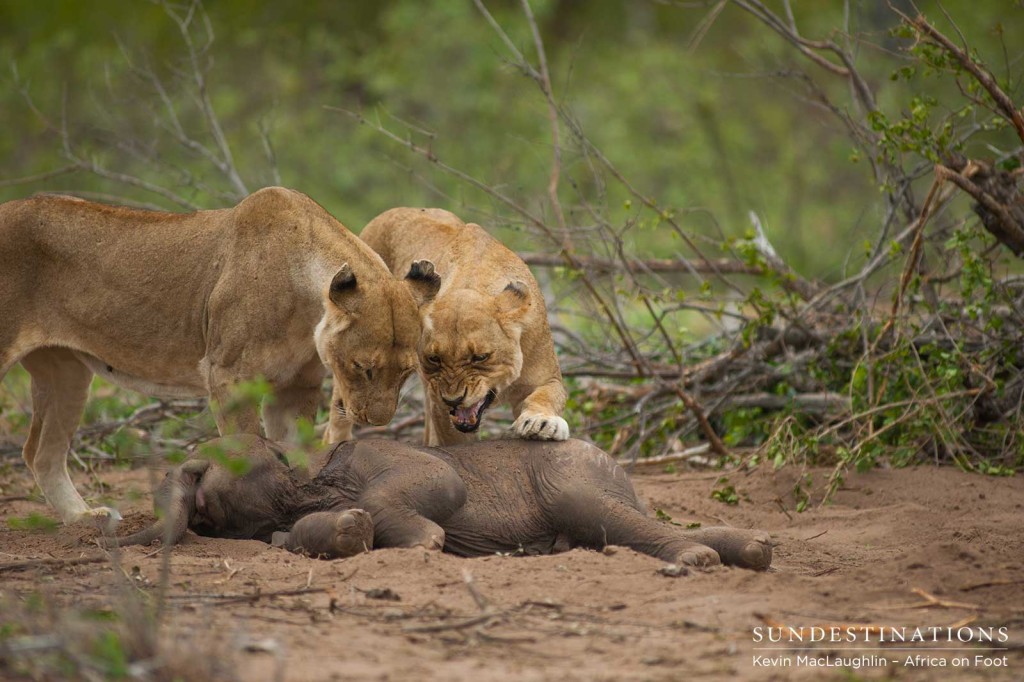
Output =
[
  {"x1": 512, "y1": 412, "x2": 570, "y2": 441},
  {"x1": 74, "y1": 506, "x2": 123, "y2": 534}
]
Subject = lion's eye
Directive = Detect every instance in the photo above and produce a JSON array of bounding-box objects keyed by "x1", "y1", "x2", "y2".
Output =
[
  {"x1": 426, "y1": 355, "x2": 441, "y2": 366},
  {"x1": 365, "y1": 368, "x2": 373, "y2": 381},
  {"x1": 471, "y1": 353, "x2": 491, "y2": 363}
]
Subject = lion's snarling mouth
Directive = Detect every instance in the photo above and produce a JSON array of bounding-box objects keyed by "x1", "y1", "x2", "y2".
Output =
[{"x1": 450, "y1": 390, "x2": 497, "y2": 433}]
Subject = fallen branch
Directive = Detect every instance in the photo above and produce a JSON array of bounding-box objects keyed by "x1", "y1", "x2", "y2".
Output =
[
  {"x1": 518, "y1": 252, "x2": 768, "y2": 276},
  {"x1": 402, "y1": 613, "x2": 496, "y2": 634},
  {"x1": 0, "y1": 555, "x2": 109, "y2": 574},
  {"x1": 619, "y1": 443, "x2": 711, "y2": 468},
  {"x1": 163, "y1": 586, "x2": 327, "y2": 605}
]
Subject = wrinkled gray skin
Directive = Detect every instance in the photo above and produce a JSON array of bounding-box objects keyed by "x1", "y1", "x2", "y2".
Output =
[{"x1": 105, "y1": 435, "x2": 773, "y2": 570}]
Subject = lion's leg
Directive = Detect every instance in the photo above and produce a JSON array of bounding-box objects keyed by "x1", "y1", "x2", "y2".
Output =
[
  {"x1": 322, "y1": 380, "x2": 353, "y2": 444},
  {"x1": 20, "y1": 349, "x2": 120, "y2": 528},
  {"x1": 264, "y1": 357, "x2": 325, "y2": 444},
  {"x1": 204, "y1": 363, "x2": 263, "y2": 435},
  {"x1": 511, "y1": 378, "x2": 570, "y2": 441}
]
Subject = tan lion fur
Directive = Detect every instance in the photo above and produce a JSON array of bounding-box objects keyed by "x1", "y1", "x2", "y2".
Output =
[
  {"x1": 0, "y1": 187, "x2": 433, "y2": 524},
  {"x1": 360, "y1": 207, "x2": 568, "y2": 446}
]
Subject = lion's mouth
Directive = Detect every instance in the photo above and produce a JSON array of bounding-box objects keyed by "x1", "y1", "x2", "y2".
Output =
[{"x1": 450, "y1": 390, "x2": 496, "y2": 433}]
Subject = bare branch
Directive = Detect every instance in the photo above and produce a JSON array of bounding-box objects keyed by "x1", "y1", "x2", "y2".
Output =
[
  {"x1": 519, "y1": 0, "x2": 569, "y2": 238},
  {"x1": 518, "y1": 252, "x2": 768, "y2": 276},
  {"x1": 0, "y1": 165, "x2": 79, "y2": 188},
  {"x1": 903, "y1": 11, "x2": 1024, "y2": 144},
  {"x1": 732, "y1": 0, "x2": 851, "y2": 77},
  {"x1": 160, "y1": 0, "x2": 249, "y2": 199}
]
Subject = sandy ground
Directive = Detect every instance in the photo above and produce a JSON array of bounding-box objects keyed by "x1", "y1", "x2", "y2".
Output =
[{"x1": 1, "y1": 456, "x2": 1022, "y2": 681}]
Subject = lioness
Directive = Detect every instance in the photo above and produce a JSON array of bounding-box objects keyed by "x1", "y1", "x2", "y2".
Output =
[
  {"x1": 360, "y1": 208, "x2": 568, "y2": 446},
  {"x1": 0, "y1": 187, "x2": 438, "y2": 526}
]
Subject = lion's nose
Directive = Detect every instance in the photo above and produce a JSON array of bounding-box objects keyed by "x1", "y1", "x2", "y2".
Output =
[{"x1": 442, "y1": 391, "x2": 466, "y2": 408}]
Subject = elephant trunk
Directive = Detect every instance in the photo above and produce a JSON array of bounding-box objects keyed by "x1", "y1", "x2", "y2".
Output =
[{"x1": 100, "y1": 460, "x2": 210, "y2": 548}]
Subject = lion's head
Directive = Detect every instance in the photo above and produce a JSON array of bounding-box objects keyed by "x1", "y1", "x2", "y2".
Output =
[
  {"x1": 316, "y1": 260, "x2": 440, "y2": 427},
  {"x1": 419, "y1": 281, "x2": 531, "y2": 433}
]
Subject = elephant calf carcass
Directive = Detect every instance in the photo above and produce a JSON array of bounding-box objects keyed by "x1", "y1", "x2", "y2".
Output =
[{"x1": 106, "y1": 436, "x2": 773, "y2": 570}]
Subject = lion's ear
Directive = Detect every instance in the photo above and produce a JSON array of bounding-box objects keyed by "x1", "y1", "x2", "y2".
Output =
[
  {"x1": 405, "y1": 259, "x2": 441, "y2": 306},
  {"x1": 496, "y1": 280, "x2": 531, "y2": 319},
  {"x1": 329, "y1": 263, "x2": 357, "y2": 307}
]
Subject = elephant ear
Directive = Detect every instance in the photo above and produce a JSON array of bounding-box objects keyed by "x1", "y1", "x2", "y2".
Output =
[
  {"x1": 405, "y1": 259, "x2": 441, "y2": 306},
  {"x1": 328, "y1": 263, "x2": 358, "y2": 307},
  {"x1": 181, "y1": 458, "x2": 211, "y2": 479},
  {"x1": 99, "y1": 459, "x2": 210, "y2": 549}
]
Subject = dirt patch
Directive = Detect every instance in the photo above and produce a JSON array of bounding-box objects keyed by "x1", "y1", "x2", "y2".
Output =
[{"x1": 1, "y1": 460, "x2": 1022, "y2": 680}]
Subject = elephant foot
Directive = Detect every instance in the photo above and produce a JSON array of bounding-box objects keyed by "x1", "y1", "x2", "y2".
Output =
[
  {"x1": 685, "y1": 527, "x2": 774, "y2": 571},
  {"x1": 414, "y1": 530, "x2": 445, "y2": 552},
  {"x1": 329, "y1": 509, "x2": 374, "y2": 557},
  {"x1": 274, "y1": 509, "x2": 374, "y2": 559},
  {"x1": 674, "y1": 541, "x2": 722, "y2": 568}
]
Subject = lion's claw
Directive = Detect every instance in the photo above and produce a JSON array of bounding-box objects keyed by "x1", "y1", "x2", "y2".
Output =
[
  {"x1": 75, "y1": 506, "x2": 122, "y2": 534},
  {"x1": 513, "y1": 413, "x2": 570, "y2": 441}
]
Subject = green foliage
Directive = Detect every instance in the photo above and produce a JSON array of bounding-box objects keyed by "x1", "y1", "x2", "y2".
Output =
[
  {"x1": 792, "y1": 474, "x2": 813, "y2": 514},
  {"x1": 710, "y1": 478, "x2": 740, "y2": 506},
  {"x1": 7, "y1": 512, "x2": 60, "y2": 533},
  {"x1": 216, "y1": 377, "x2": 274, "y2": 418},
  {"x1": 0, "y1": 590, "x2": 240, "y2": 680},
  {"x1": 654, "y1": 508, "x2": 679, "y2": 525},
  {"x1": 1, "y1": 0, "x2": 1021, "y2": 501},
  {"x1": 7, "y1": 1, "x2": 1007, "y2": 275},
  {"x1": 90, "y1": 631, "x2": 130, "y2": 679},
  {"x1": 196, "y1": 437, "x2": 253, "y2": 477},
  {"x1": 721, "y1": 408, "x2": 768, "y2": 448},
  {"x1": 81, "y1": 379, "x2": 152, "y2": 425},
  {"x1": 282, "y1": 417, "x2": 317, "y2": 470}
]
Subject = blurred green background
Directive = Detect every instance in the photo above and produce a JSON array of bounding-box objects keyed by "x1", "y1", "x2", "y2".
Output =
[{"x1": 2, "y1": 0, "x2": 1020, "y2": 279}]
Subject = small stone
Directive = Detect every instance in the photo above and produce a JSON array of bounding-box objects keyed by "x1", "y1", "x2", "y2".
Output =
[{"x1": 657, "y1": 563, "x2": 689, "y2": 577}]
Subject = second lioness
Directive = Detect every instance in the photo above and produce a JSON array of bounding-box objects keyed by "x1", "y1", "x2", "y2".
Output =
[{"x1": 360, "y1": 208, "x2": 568, "y2": 446}]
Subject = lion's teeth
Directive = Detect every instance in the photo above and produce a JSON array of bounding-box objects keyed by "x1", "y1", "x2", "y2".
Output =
[{"x1": 454, "y1": 400, "x2": 485, "y2": 424}]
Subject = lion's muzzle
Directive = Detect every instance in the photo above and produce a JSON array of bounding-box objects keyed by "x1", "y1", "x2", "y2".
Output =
[{"x1": 450, "y1": 390, "x2": 496, "y2": 433}]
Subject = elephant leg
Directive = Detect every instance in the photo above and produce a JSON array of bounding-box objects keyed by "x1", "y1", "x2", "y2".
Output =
[
  {"x1": 553, "y1": 485, "x2": 772, "y2": 570},
  {"x1": 669, "y1": 526, "x2": 774, "y2": 570},
  {"x1": 357, "y1": 492, "x2": 448, "y2": 551},
  {"x1": 345, "y1": 441, "x2": 468, "y2": 550},
  {"x1": 272, "y1": 509, "x2": 374, "y2": 559},
  {"x1": 549, "y1": 482, "x2": 719, "y2": 567},
  {"x1": 543, "y1": 447, "x2": 772, "y2": 570},
  {"x1": 20, "y1": 349, "x2": 120, "y2": 528}
]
